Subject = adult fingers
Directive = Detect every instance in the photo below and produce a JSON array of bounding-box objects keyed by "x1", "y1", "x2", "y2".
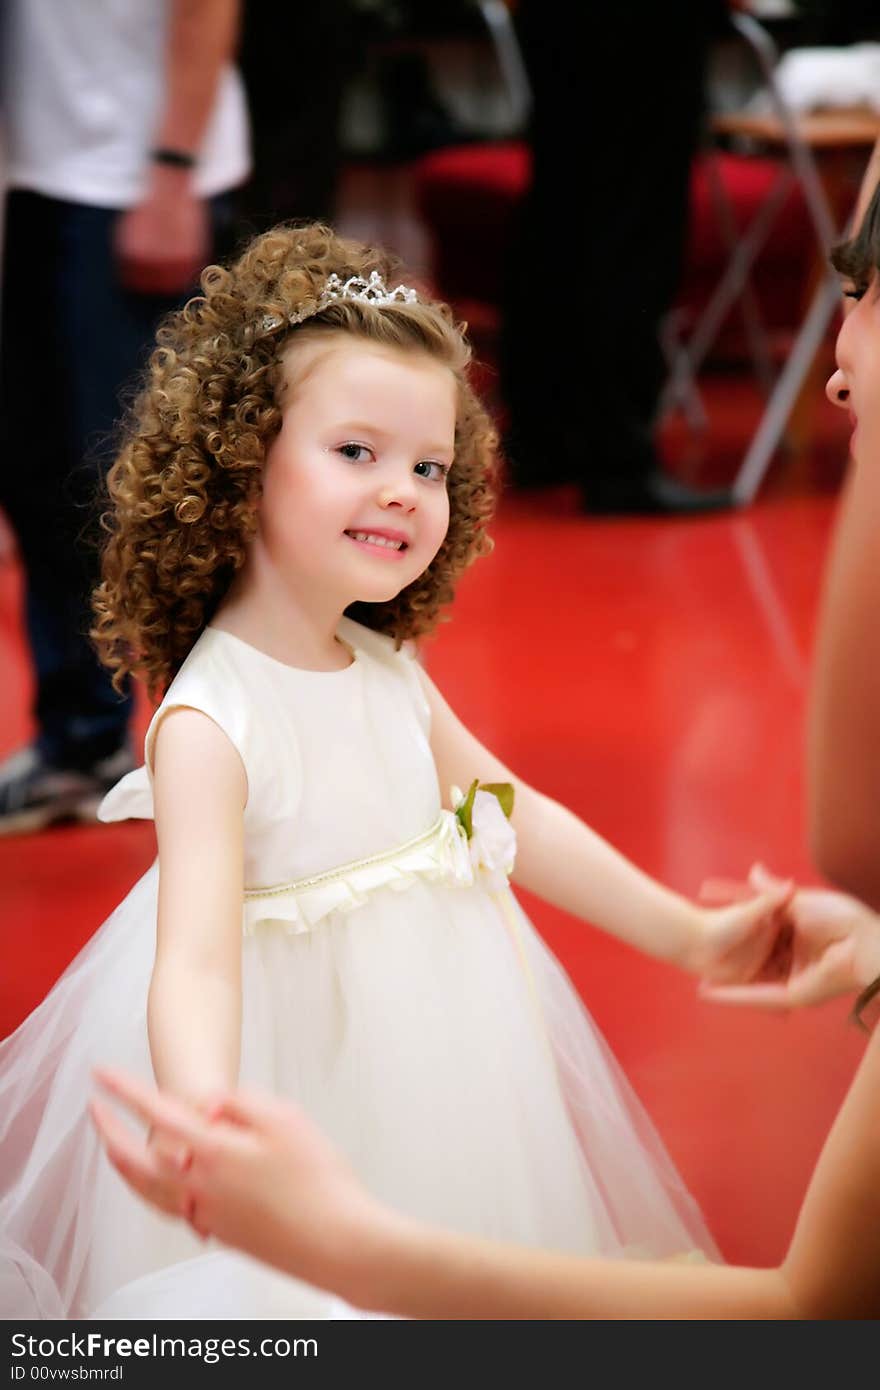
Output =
[
  {"x1": 698, "y1": 877, "x2": 753, "y2": 905},
  {"x1": 90, "y1": 1099, "x2": 188, "y2": 1216},
  {"x1": 748, "y1": 863, "x2": 791, "y2": 896},
  {"x1": 184, "y1": 1193, "x2": 212, "y2": 1241},
  {"x1": 94, "y1": 1068, "x2": 208, "y2": 1149},
  {"x1": 697, "y1": 981, "x2": 794, "y2": 1010},
  {"x1": 204, "y1": 1088, "x2": 293, "y2": 1131},
  {"x1": 699, "y1": 956, "x2": 835, "y2": 1009}
]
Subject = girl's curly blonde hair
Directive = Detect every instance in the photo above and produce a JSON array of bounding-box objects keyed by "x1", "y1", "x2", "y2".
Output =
[{"x1": 92, "y1": 223, "x2": 498, "y2": 698}]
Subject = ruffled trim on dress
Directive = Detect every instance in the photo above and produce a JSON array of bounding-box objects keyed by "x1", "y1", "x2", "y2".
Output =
[
  {"x1": 98, "y1": 766, "x2": 153, "y2": 822},
  {"x1": 242, "y1": 811, "x2": 477, "y2": 936}
]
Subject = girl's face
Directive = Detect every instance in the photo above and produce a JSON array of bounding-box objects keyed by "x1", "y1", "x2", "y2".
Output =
[
  {"x1": 826, "y1": 271, "x2": 880, "y2": 462},
  {"x1": 257, "y1": 340, "x2": 456, "y2": 609}
]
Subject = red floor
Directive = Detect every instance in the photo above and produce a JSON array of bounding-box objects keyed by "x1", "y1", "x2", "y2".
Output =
[{"x1": 0, "y1": 377, "x2": 865, "y2": 1271}]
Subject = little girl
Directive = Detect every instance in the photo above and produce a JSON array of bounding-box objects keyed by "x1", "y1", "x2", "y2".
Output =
[{"x1": 0, "y1": 223, "x2": 790, "y2": 1320}]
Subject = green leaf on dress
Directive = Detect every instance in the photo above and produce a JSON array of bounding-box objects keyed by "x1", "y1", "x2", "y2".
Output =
[
  {"x1": 479, "y1": 782, "x2": 515, "y2": 819},
  {"x1": 455, "y1": 779, "x2": 480, "y2": 838}
]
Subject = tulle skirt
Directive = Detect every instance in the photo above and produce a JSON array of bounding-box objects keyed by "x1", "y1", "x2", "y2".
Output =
[{"x1": 0, "y1": 862, "x2": 719, "y2": 1318}]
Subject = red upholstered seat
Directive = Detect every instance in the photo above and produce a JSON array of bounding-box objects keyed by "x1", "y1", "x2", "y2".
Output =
[
  {"x1": 679, "y1": 151, "x2": 815, "y2": 343},
  {"x1": 414, "y1": 141, "x2": 531, "y2": 305}
]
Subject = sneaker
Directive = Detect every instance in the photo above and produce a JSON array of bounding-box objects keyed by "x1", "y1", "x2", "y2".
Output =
[{"x1": 0, "y1": 744, "x2": 135, "y2": 836}]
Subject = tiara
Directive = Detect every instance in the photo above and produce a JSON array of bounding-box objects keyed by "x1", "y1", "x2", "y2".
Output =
[{"x1": 260, "y1": 271, "x2": 418, "y2": 334}]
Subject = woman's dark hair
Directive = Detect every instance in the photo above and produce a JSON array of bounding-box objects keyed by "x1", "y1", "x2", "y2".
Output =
[
  {"x1": 831, "y1": 180, "x2": 880, "y2": 287},
  {"x1": 852, "y1": 975, "x2": 880, "y2": 1034}
]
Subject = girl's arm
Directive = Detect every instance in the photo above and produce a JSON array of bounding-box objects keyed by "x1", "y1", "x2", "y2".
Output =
[
  {"x1": 148, "y1": 708, "x2": 247, "y2": 1102},
  {"x1": 92, "y1": 1030, "x2": 880, "y2": 1318},
  {"x1": 419, "y1": 668, "x2": 783, "y2": 973}
]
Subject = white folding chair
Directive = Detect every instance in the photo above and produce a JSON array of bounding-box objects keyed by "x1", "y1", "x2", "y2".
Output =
[{"x1": 664, "y1": 10, "x2": 880, "y2": 503}]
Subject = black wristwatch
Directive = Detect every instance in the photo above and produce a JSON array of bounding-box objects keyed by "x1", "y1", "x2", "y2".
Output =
[{"x1": 150, "y1": 147, "x2": 197, "y2": 170}]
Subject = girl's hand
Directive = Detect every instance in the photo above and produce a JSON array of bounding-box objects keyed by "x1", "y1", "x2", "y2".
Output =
[
  {"x1": 681, "y1": 876, "x2": 795, "y2": 984},
  {"x1": 90, "y1": 1068, "x2": 386, "y2": 1294},
  {"x1": 697, "y1": 865, "x2": 880, "y2": 1009}
]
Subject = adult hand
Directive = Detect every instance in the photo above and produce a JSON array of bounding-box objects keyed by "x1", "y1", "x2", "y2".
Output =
[
  {"x1": 90, "y1": 1068, "x2": 386, "y2": 1293},
  {"x1": 698, "y1": 864, "x2": 880, "y2": 1008},
  {"x1": 114, "y1": 166, "x2": 210, "y2": 295}
]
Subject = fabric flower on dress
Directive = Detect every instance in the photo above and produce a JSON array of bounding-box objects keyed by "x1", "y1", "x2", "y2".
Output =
[{"x1": 451, "y1": 780, "x2": 517, "y2": 892}]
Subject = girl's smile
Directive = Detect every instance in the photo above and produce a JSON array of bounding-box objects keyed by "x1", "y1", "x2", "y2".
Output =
[{"x1": 343, "y1": 527, "x2": 411, "y2": 556}]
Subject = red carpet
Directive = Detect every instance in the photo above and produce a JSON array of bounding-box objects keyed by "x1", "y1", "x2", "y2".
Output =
[{"x1": 0, "y1": 375, "x2": 865, "y2": 1269}]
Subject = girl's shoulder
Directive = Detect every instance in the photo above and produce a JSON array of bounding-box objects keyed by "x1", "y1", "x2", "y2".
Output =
[
  {"x1": 98, "y1": 627, "x2": 259, "y2": 824},
  {"x1": 147, "y1": 627, "x2": 253, "y2": 764}
]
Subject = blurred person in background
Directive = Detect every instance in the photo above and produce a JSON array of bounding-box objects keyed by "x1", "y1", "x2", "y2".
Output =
[
  {"x1": 0, "y1": 0, "x2": 248, "y2": 833},
  {"x1": 235, "y1": 1, "x2": 357, "y2": 237},
  {"x1": 500, "y1": 1, "x2": 733, "y2": 513}
]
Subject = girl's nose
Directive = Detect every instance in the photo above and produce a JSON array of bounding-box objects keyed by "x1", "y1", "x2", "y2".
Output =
[
  {"x1": 378, "y1": 480, "x2": 417, "y2": 512},
  {"x1": 825, "y1": 367, "x2": 850, "y2": 410}
]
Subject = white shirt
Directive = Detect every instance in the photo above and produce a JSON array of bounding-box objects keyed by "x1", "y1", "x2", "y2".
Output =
[{"x1": 2, "y1": 0, "x2": 250, "y2": 206}]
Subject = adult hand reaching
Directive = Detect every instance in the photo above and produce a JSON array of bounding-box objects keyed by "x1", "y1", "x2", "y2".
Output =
[
  {"x1": 698, "y1": 864, "x2": 880, "y2": 1009},
  {"x1": 90, "y1": 1068, "x2": 388, "y2": 1298}
]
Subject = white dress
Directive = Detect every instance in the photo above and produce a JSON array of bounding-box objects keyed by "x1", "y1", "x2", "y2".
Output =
[{"x1": 0, "y1": 618, "x2": 719, "y2": 1319}]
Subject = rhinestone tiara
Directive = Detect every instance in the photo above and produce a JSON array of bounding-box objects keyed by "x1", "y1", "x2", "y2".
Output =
[{"x1": 260, "y1": 270, "x2": 419, "y2": 334}]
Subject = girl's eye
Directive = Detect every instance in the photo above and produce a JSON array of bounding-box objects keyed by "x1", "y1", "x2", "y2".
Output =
[
  {"x1": 413, "y1": 460, "x2": 449, "y2": 482},
  {"x1": 843, "y1": 284, "x2": 866, "y2": 302},
  {"x1": 337, "y1": 443, "x2": 372, "y2": 463}
]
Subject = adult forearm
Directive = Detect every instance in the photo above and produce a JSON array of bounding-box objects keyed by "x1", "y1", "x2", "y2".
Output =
[
  {"x1": 154, "y1": 0, "x2": 240, "y2": 154},
  {"x1": 807, "y1": 460, "x2": 880, "y2": 911},
  {"x1": 344, "y1": 1216, "x2": 798, "y2": 1320},
  {"x1": 148, "y1": 961, "x2": 241, "y2": 1102},
  {"x1": 511, "y1": 787, "x2": 700, "y2": 965},
  {"x1": 778, "y1": 1026, "x2": 880, "y2": 1319}
]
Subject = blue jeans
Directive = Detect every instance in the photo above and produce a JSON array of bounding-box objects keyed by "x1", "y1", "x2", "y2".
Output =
[{"x1": 0, "y1": 190, "x2": 228, "y2": 767}]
